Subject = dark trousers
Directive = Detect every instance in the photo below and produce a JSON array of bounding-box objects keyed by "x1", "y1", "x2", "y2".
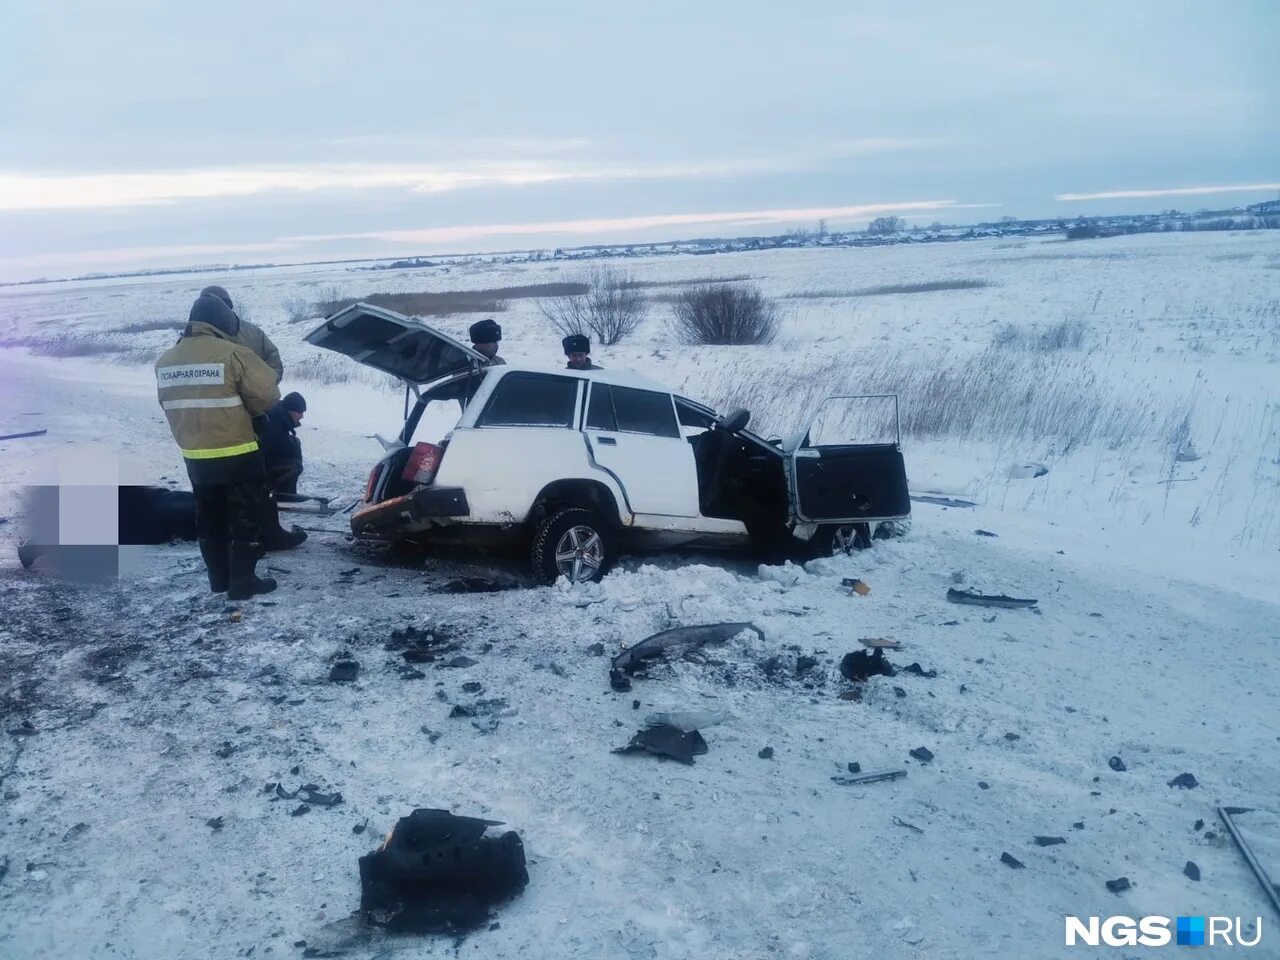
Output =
[
  {"x1": 194, "y1": 480, "x2": 267, "y2": 544},
  {"x1": 267, "y1": 463, "x2": 300, "y2": 496}
]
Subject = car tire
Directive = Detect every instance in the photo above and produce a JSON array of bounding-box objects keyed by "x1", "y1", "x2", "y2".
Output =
[
  {"x1": 808, "y1": 522, "x2": 872, "y2": 558},
  {"x1": 530, "y1": 507, "x2": 614, "y2": 584}
]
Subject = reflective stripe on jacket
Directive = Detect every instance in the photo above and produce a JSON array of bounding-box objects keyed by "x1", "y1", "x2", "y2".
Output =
[{"x1": 155, "y1": 321, "x2": 281, "y2": 461}]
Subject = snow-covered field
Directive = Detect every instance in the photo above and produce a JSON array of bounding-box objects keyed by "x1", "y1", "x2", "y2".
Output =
[{"x1": 2, "y1": 231, "x2": 1278, "y2": 958}]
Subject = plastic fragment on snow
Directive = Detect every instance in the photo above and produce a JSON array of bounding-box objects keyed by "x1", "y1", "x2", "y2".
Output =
[
  {"x1": 1034, "y1": 836, "x2": 1066, "y2": 846},
  {"x1": 831, "y1": 769, "x2": 906, "y2": 786},
  {"x1": 329, "y1": 660, "x2": 359, "y2": 683},
  {"x1": 358, "y1": 808, "x2": 527, "y2": 934},
  {"x1": 859, "y1": 637, "x2": 900, "y2": 650},
  {"x1": 839, "y1": 648, "x2": 895, "y2": 681},
  {"x1": 613, "y1": 724, "x2": 708, "y2": 765},
  {"x1": 1105, "y1": 877, "x2": 1131, "y2": 894},
  {"x1": 609, "y1": 622, "x2": 761, "y2": 690},
  {"x1": 1109, "y1": 756, "x2": 1127, "y2": 772},
  {"x1": 1168, "y1": 772, "x2": 1199, "y2": 789},
  {"x1": 909, "y1": 747, "x2": 934, "y2": 763},
  {"x1": 841, "y1": 578, "x2": 870, "y2": 596},
  {"x1": 946, "y1": 588, "x2": 1038, "y2": 609},
  {"x1": 1184, "y1": 861, "x2": 1200, "y2": 881},
  {"x1": 1000, "y1": 852, "x2": 1024, "y2": 869}
]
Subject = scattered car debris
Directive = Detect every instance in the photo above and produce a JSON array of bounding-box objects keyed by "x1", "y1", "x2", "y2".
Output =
[
  {"x1": 1168, "y1": 772, "x2": 1199, "y2": 789},
  {"x1": 1218, "y1": 805, "x2": 1280, "y2": 917},
  {"x1": 892, "y1": 816, "x2": 923, "y2": 834},
  {"x1": 609, "y1": 622, "x2": 761, "y2": 691},
  {"x1": 0, "y1": 429, "x2": 48, "y2": 442},
  {"x1": 420, "y1": 727, "x2": 442, "y2": 743},
  {"x1": 442, "y1": 656, "x2": 478, "y2": 669},
  {"x1": 902, "y1": 663, "x2": 937, "y2": 678},
  {"x1": 974, "y1": 529, "x2": 998, "y2": 537},
  {"x1": 1003, "y1": 732, "x2": 1020, "y2": 741},
  {"x1": 613, "y1": 725, "x2": 708, "y2": 765},
  {"x1": 270, "y1": 782, "x2": 343, "y2": 809},
  {"x1": 585, "y1": 642, "x2": 605, "y2": 657},
  {"x1": 832, "y1": 769, "x2": 906, "y2": 786},
  {"x1": 1109, "y1": 756, "x2": 1127, "y2": 772},
  {"x1": 859, "y1": 637, "x2": 901, "y2": 650},
  {"x1": 358, "y1": 808, "x2": 528, "y2": 934},
  {"x1": 1105, "y1": 877, "x2": 1131, "y2": 894},
  {"x1": 847, "y1": 762, "x2": 861, "y2": 774},
  {"x1": 353, "y1": 819, "x2": 369, "y2": 835},
  {"x1": 1184, "y1": 861, "x2": 1200, "y2": 881},
  {"x1": 291, "y1": 805, "x2": 310, "y2": 817},
  {"x1": 1194, "y1": 818, "x2": 1204, "y2": 831},
  {"x1": 893, "y1": 686, "x2": 907, "y2": 698},
  {"x1": 946, "y1": 588, "x2": 1038, "y2": 609},
  {"x1": 442, "y1": 576, "x2": 519, "y2": 594},
  {"x1": 206, "y1": 816, "x2": 224, "y2": 831},
  {"x1": 449, "y1": 699, "x2": 512, "y2": 721},
  {"x1": 6, "y1": 720, "x2": 36, "y2": 737},
  {"x1": 1000, "y1": 852, "x2": 1025, "y2": 869},
  {"x1": 329, "y1": 659, "x2": 359, "y2": 683},
  {"x1": 978, "y1": 781, "x2": 990, "y2": 790},
  {"x1": 910, "y1": 495, "x2": 976, "y2": 508},
  {"x1": 644, "y1": 709, "x2": 730, "y2": 731},
  {"x1": 1034, "y1": 836, "x2": 1066, "y2": 847},
  {"x1": 757, "y1": 746, "x2": 774, "y2": 760},
  {"x1": 1072, "y1": 821, "x2": 1085, "y2": 830},
  {"x1": 841, "y1": 577, "x2": 871, "y2": 596},
  {"x1": 839, "y1": 648, "x2": 895, "y2": 681},
  {"x1": 909, "y1": 747, "x2": 934, "y2": 763}
]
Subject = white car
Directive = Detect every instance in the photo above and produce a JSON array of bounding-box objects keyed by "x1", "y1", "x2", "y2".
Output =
[{"x1": 307, "y1": 303, "x2": 911, "y2": 583}]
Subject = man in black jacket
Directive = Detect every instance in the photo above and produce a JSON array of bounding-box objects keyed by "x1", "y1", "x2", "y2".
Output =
[{"x1": 256, "y1": 391, "x2": 308, "y2": 549}]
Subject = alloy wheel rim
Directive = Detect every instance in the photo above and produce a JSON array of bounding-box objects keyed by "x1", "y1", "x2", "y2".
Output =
[{"x1": 554, "y1": 525, "x2": 603, "y2": 582}]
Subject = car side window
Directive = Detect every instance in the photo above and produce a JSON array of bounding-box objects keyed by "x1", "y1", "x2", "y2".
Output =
[
  {"x1": 585, "y1": 383, "x2": 618, "y2": 431},
  {"x1": 611, "y1": 385, "x2": 680, "y2": 439},
  {"x1": 476, "y1": 373, "x2": 579, "y2": 428}
]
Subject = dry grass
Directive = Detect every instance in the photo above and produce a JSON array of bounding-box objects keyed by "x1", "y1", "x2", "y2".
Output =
[
  {"x1": 112, "y1": 319, "x2": 184, "y2": 334},
  {"x1": 0, "y1": 335, "x2": 134, "y2": 358},
  {"x1": 785, "y1": 279, "x2": 993, "y2": 299},
  {"x1": 684, "y1": 348, "x2": 1187, "y2": 451},
  {"x1": 994, "y1": 317, "x2": 1090, "y2": 351},
  {"x1": 620, "y1": 275, "x2": 754, "y2": 289},
  {"x1": 288, "y1": 353, "x2": 400, "y2": 390},
  {"x1": 318, "y1": 283, "x2": 589, "y2": 319}
]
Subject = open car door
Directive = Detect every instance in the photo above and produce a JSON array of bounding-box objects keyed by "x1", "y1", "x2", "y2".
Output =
[
  {"x1": 304, "y1": 302, "x2": 487, "y2": 385},
  {"x1": 785, "y1": 395, "x2": 910, "y2": 523}
]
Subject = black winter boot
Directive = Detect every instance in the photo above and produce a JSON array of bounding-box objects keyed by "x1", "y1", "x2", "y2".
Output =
[
  {"x1": 263, "y1": 495, "x2": 308, "y2": 550},
  {"x1": 227, "y1": 540, "x2": 277, "y2": 600},
  {"x1": 198, "y1": 538, "x2": 230, "y2": 592}
]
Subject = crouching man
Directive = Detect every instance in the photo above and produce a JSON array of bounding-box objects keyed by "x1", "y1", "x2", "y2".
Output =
[
  {"x1": 155, "y1": 291, "x2": 281, "y2": 599},
  {"x1": 257, "y1": 391, "x2": 308, "y2": 549}
]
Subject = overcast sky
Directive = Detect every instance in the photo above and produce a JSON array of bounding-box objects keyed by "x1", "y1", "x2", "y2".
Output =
[{"x1": 1, "y1": 0, "x2": 1276, "y2": 280}]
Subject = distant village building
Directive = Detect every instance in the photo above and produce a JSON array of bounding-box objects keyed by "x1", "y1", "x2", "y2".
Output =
[{"x1": 1246, "y1": 199, "x2": 1280, "y2": 215}]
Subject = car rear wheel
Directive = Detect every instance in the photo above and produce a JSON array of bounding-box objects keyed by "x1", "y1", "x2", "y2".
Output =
[
  {"x1": 530, "y1": 507, "x2": 614, "y2": 584},
  {"x1": 810, "y1": 522, "x2": 872, "y2": 557}
]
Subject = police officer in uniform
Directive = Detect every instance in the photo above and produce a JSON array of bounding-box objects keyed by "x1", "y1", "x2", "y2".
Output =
[
  {"x1": 154, "y1": 292, "x2": 281, "y2": 599},
  {"x1": 468, "y1": 318, "x2": 505, "y2": 366},
  {"x1": 563, "y1": 333, "x2": 602, "y2": 370}
]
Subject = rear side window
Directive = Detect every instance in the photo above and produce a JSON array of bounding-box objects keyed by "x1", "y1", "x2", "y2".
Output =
[
  {"x1": 585, "y1": 383, "x2": 618, "y2": 431},
  {"x1": 477, "y1": 373, "x2": 579, "y2": 428},
  {"x1": 612, "y1": 386, "x2": 680, "y2": 439}
]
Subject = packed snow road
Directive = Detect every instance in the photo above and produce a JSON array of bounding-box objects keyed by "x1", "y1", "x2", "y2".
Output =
[{"x1": 1, "y1": 350, "x2": 1278, "y2": 959}]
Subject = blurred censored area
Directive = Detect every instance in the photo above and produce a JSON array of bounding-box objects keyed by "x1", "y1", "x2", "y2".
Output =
[{"x1": 18, "y1": 483, "x2": 195, "y2": 580}]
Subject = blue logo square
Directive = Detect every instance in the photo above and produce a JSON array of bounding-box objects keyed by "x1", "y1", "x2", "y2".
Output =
[{"x1": 1177, "y1": 916, "x2": 1205, "y2": 946}]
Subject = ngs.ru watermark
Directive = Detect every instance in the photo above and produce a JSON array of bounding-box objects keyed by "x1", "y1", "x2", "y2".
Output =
[{"x1": 1066, "y1": 915, "x2": 1263, "y2": 947}]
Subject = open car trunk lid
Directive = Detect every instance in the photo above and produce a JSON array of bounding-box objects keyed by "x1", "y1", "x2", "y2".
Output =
[{"x1": 305, "y1": 302, "x2": 487, "y2": 385}]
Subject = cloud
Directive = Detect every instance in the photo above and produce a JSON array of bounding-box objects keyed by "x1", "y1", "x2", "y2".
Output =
[
  {"x1": 0, "y1": 137, "x2": 951, "y2": 212},
  {"x1": 1056, "y1": 182, "x2": 1280, "y2": 202},
  {"x1": 0, "y1": 160, "x2": 770, "y2": 211},
  {"x1": 281, "y1": 200, "x2": 978, "y2": 247}
]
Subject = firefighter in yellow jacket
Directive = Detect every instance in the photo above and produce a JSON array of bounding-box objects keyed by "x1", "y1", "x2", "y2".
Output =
[{"x1": 155, "y1": 292, "x2": 281, "y2": 599}]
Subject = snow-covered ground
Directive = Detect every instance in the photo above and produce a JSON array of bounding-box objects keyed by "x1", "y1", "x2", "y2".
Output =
[{"x1": 1, "y1": 232, "x2": 1278, "y2": 958}]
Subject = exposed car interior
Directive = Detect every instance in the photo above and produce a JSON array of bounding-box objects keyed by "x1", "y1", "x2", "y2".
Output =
[{"x1": 676, "y1": 400, "x2": 789, "y2": 534}]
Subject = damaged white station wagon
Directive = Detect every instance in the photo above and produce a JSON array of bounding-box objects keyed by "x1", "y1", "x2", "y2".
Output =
[{"x1": 307, "y1": 303, "x2": 911, "y2": 583}]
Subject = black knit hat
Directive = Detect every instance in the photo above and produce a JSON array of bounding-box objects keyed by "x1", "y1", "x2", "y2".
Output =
[
  {"x1": 200, "y1": 285, "x2": 233, "y2": 309},
  {"x1": 562, "y1": 333, "x2": 590, "y2": 355},
  {"x1": 468, "y1": 318, "x2": 502, "y2": 344},
  {"x1": 188, "y1": 292, "x2": 240, "y2": 337},
  {"x1": 282, "y1": 391, "x2": 307, "y2": 413}
]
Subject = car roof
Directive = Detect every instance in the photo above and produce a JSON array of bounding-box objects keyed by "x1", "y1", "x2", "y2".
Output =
[{"x1": 491, "y1": 363, "x2": 672, "y2": 394}]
